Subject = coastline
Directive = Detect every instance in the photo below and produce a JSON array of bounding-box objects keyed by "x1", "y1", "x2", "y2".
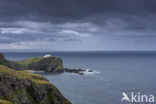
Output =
[{"x1": 0, "y1": 53, "x2": 72, "y2": 104}]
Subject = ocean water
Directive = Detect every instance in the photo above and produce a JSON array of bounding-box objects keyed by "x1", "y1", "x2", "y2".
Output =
[{"x1": 3, "y1": 51, "x2": 156, "y2": 104}]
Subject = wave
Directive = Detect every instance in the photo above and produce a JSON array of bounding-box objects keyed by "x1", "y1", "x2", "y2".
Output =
[{"x1": 78, "y1": 68, "x2": 100, "y2": 75}]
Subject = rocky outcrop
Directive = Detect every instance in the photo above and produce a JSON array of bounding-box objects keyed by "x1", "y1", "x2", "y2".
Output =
[
  {"x1": 0, "y1": 53, "x2": 21, "y2": 70},
  {"x1": 17, "y1": 57, "x2": 64, "y2": 73},
  {"x1": 0, "y1": 53, "x2": 95, "y2": 76},
  {"x1": 64, "y1": 68, "x2": 93, "y2": 75},
  {"x1": 0, "y1": 65, "x2": 71, "y2": 104},
  {"x1": 0, "y1": 53, "x2": 11, "y2": 67},
  {"x1": 0, "y1": 53, "x2": 6, "y2": 65},
  {"x1": 0, "y1": 53, "x2": 64, "y2": 73}
]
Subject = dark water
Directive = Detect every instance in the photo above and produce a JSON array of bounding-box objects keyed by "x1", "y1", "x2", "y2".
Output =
[{"x1": 3, "y1": 51, "x2": 156, "y2": 104}]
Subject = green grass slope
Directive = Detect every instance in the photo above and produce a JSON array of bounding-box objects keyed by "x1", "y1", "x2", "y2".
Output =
[
  {"x1": 17, "y1": 57, "x2": 45, "y2": 66},
  {"x1": 16, "y1": 56, "x2": 64, "y2": 72},
  {"x1": 0, "y1": 100, "x2": 13, "y2": 104},
  {"x1": 0, "y1": 65, "x2": 71, "y2": 104},
  {"x1": 0, "y1": 53, "x2": 64, "y2": 72}
]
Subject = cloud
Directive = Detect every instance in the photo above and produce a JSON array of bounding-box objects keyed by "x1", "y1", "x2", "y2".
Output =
[
  {"x1": 0, "y1": 0, "x2": 156, "y2": 22},
  {"x1": 0, "y1": 28, "x2": 27, "y2": 34},
  {"x1": 0, "y1": 0, "x2": 156, "y2": 50},
  {"x1": 0, "y1": 21, "x2": 95, "y2": 44},
  {"x1": 59, "y1": 30, "x2": 90, "y2": 40}
]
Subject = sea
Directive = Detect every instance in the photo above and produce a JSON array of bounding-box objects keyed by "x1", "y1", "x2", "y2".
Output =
[{"x1": 3, "y1": 51, "x2": 156, "y2": 104}]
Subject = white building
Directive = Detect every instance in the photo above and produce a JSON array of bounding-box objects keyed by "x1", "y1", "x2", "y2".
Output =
[{"x1": 44, "y1": 54, "x2": 51, "y2": 58}]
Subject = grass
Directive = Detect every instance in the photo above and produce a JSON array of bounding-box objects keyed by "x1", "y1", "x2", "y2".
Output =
[
  {"x1": 0, "y1": 65, "x2": 50, "y2": 85},
  {"x1": 0, "y1": 64, "x2": 71, "y2": 104},
  {"x1": 17, "y1": 57, "x2": 45, "y2": 66},
  {"x1": 32, "y1": 79, "x2": 51, "y2": 85},
  {"x1": 18, "y1": 70, "x2": 46, "y2": 80},
  {"x1": 0, "y1": 100, "x2": 13, "y2": 104}
]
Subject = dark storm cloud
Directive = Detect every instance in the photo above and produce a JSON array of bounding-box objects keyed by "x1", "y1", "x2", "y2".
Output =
[
  {"x1": 0, "y1": 0, "x2": 156, "y2": 50},
  {"x1": 0, "y1": 0, "x2": 156, "y2": 22},
  {"x1": 1, "y1": 0, "x2": 156, "y2": 31},
  {"x1": 0, "y1": 21, "x2": 93, "y2": 45},
  {"x1": 1, "y1": 0, "x2": 156, "y2": 34}
]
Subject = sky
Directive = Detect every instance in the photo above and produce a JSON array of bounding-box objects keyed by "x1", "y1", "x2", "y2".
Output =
[{"x1": 0, "y1": 0, "x2": 156, "y2": 51}]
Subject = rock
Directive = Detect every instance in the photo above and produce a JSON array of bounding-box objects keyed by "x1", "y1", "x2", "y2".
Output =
[
  {"x1": 0, "y1": 53, "x2": 64, "y2": 73},
  {"x1": 0, "y1": 53, "x2": 11, "y2": 67},
  {"x1": 0, "y1": 65, "x2": 71, "y2": 104},
  {"x1": 88, "y1": 69, "x2": 93, "y2": 72},
  {"x1": 17, "y1": 57, "x2": 64, "y2": 73},
  {"x1": 64, "y1": 68, "x2": 93, "y2": 75},
  {"x1": 0, "y1": 53, "x2": 21, "y2": 70}
]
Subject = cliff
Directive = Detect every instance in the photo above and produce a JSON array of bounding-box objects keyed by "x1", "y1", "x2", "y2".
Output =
[
  {"x1": 0, "y1": 65, "x2": 71, "y2": 104},
  {"x1": 0, "y1": 53, "x2": 64, "y2": 73},
  {"x1": 0, "y1": 53, "x2": 21, "y2": 70},
  {"x1": 17, "y1": 57, "x2": 63, "y2": 72}
]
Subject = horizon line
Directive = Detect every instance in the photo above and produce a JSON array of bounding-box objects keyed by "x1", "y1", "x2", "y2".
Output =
[{"x1": 1, "y1": 49, "x2": 156, "y2": 52}]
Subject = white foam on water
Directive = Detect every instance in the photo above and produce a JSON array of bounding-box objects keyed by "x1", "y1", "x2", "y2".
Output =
[
  {"x1": 80, "y1": 68, "x2": 100, "y2": 75},
  {"x1": 64, "y1": 68, "x2": 100, "y2": 76}
]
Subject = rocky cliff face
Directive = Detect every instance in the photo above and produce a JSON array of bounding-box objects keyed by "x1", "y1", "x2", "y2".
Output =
[
  {"x1": 0, "y1": 53, "x2": 64, "y2": 73},
  {"x1": 0, "y1": 53, "x2": 8, "y2": 66},
  {"x1": 0, "y1": 53, "x2": 21, "y2": 70},
  {"x1": 0, "y1": 65, "x2": 71, "y2": 104},
  {"x1": 17, "y1": 57, "x2": 64, "y2": 73}
]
